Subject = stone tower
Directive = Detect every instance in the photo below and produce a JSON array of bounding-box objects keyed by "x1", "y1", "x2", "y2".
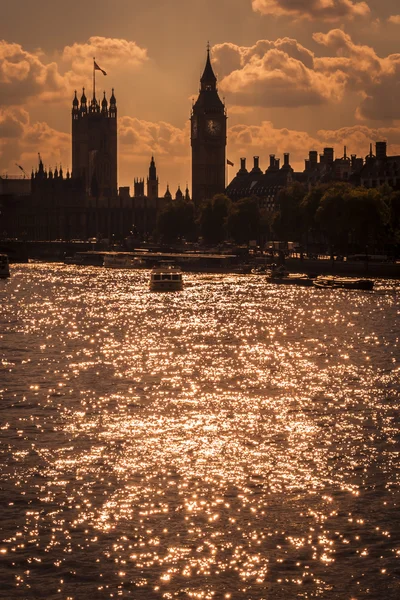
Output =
[
  {"x1": 71, "y1": 87, "x2": 117, "y2": 198},
  {"x1": 147, "y1": 156, "x2": 159, "y2": 200},
  {"x1": 191, "y1": 47, "x2": 227, "y2": 205}
]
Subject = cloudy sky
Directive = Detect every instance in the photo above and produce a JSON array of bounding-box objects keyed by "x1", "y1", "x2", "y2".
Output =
[{"x1": 1, "y1": 0, "x2": 400, "y2": 194}]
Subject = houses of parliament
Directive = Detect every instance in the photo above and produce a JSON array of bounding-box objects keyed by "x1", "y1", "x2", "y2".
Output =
[{"x1": 1, "y1": 49, "x2": 399, "y2": 242}]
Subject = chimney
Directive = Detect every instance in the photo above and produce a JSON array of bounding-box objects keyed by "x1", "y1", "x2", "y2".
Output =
[
  {"x1": 284, "y1": 153, "x2": 290, "y2": 167},
  {"x1": 309, "y1": 150, "x2": 318, "y2": 164},
  {"x1": 323, "y1": 147, "x2": 334, "y2": 163},
  {"x1": 375, "y1": 141, "x2": 387, "y2": 161},
  {"x1": 240, "y1": 157, "x2": 246, "y2": 171},
  {"x1": 254, "y1": 156, "x2": 259, "y2": 170},
  {"x1": 269, "y1": 154, "x2": 275, "y2": 168}
]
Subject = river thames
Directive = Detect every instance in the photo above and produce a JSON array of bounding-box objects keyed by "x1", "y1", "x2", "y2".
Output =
[{"x1": 1, "y1": 263, "x2": 399, "y2": 599}]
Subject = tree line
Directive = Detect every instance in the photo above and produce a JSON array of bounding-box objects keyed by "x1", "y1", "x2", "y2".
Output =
[{"x1": 154, "y1": 182, "x2": 400, "y2": 256}]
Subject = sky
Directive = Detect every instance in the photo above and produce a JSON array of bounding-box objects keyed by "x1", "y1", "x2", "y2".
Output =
[{"x1": 1, "y1": 0, "x2": 400, "y2": 195}]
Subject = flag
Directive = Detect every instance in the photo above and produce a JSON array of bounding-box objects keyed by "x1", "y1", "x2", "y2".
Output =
[
  {"x1": 227, "y1": 159, "x2": 234, "y2": 166},
  {"x1": 94, "y1": 61, "x2": 107, "y2": 76}
]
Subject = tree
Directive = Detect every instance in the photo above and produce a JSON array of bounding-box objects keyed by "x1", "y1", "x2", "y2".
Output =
[
  {"x1": 345, "y1": 187, "x2": 388, "y2": 252},
  {"x1": 274, "y1": 182, "x2": 307, "y2": 242},
  {"x1": 156, "y1": 199, "x2": 196, "y2": 243},
  {"x1": 315, "y1": 183, "x2": 352, "y2": 254},
  {"x1": 198, "y1": 194, "x2": 231, "y2": 244},
  {"x1": 226, "y1": 196, "x2": 260, "y2": 244},
  {"x1": 300, "y1": 184, "x2": 330, "y2": 244}
]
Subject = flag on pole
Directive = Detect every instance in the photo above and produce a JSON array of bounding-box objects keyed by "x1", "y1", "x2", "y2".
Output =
[
  {"x1": 227, "y1": 159, "x2": 234, "y2": 166},
  {"x1": 94, "y1": 61, "x2": 107, "y2": 76}
]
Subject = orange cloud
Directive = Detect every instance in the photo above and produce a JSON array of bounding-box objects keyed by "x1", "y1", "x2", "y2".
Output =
[
  {"x1": 118, "y1": 116, "x2": 190, "y2": 192},
  {"x1": 213, "y1": 31, "x2": 400, "y2": 122},
  {"x1": 0, "y1": 107, "x2": 70, "y2": 174},
  {"x1": 388, "y1": 15, "x2": 400, "y2": 25},
  {"x1": 214, "y1": 39, "x2": 344, "y2": 109},
  {"x1": 61, "y1": 37, "x2": 148, "y2": 75},
  {"x1": 314, "y1": 29, "x2": 400, "y2": 121},
  {"x1": 0, "y1": 37, "x2": 149, "y2": 108},
  {"x1": 0, "y1": 41, "x2": 65, "y2": 105},
  {"x1": 252, "y1": 0, "x2": 370, "y2": 21}
]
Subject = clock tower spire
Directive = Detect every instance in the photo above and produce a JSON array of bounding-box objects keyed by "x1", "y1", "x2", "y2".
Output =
[{"x1": 191, "y1": 45, "x2": 227, "y2": 205}]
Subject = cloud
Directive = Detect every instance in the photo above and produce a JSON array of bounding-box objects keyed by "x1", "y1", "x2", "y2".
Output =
[
  {"x1": 314, "y1": 29, "x2": 400, "y2": 121},
  {"x1": 118, "y1": 116, "x2": 191, "y2": 191},
  {"x1": 0, "y1": 41, "x2": 65, "y2": 106},
  {"x1": 61, "y1": 37, "x2": 148, "y2": 75},
  {"x1": 0, "y1": 37, "x2": 148, "y2": 108},
  {"x1": 0, "y1": 107, "x2": 70, "y2": 173},
  {"x1": 388, "y1": 15, "x2": 400, "y2": 25},
  {"x1": 213, "y1": 39, "x2": 344, "y2": 109},
  {"x1": 212, "y1": 31, "x2": 400, "y2": 122},
  {"x1": 252, "y1": 0, "x2": 370, "y2": 21}
]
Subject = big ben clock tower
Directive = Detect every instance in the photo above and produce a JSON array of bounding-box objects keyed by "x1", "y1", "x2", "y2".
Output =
[{"x1": 191, "y1": 46, "x2": 227, "y2": 205}]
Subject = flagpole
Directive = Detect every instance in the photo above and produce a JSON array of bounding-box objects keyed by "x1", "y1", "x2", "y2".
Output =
[{"x1": 93, "y1": 57, "x2": 96, "y2": 101}]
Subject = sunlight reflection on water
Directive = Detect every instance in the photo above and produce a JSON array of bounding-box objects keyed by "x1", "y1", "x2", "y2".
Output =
[{"x1": 0, "y1": 264, "x2": 399, "y2": 599}]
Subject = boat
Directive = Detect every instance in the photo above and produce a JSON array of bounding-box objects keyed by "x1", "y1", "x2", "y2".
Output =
[
  {"x1": 266, "y1": 269, "x2": 314, "y2": 286},
  {"x1": 149, "y1": 263, "x2": 183, "y2": 291},
  {"x1": 103, "y1": 253, "x2": 146, "y2": 269},
  {"x1": 313, "y1": 276, "x2": 374, "y2": 290},
  {"x1": 0, "y1": 254, "x2": 10, "y2": 278}
]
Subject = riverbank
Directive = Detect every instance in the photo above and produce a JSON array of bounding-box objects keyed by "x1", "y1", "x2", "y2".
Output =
[{"x1": 1, "y1": 239, "x2": 399, "y2": 277}]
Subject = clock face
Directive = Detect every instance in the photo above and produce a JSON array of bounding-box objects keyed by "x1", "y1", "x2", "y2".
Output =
[
  {"x1": 206, "y1": 119, "x2": 221, "y2": 136},
  {"x1": 192, "y1": 117, "x2": 198, "y2": 139}
]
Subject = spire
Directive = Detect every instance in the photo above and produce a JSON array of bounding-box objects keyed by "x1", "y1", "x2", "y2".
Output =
[
  {"x1": 72, "y1": 90, "x2": 79, "y2": 108},
  {"x1": 80, "y1": 88, "x2": 87, "y2": 114},
  {"x1": 185, "y1": 184, "x2": 190, "y2": 201},
  {"x1": 200, "y1": 43, "x2": 217, "y2": 91},
  {"x1": 149, "y1": 156, "x2": 157, "y2": 180},
  {"x1": 109, "y1": 88, "x2": 117, "y2": 118},
  {"x1": 164, "y1": 184, "x2": 172, "y2": 199},
  {"x1": 101, "y1": 91, "x2": 108, "y2": 114},
  {"x1": 175, "y1": 185, "x2": 183, "y2": 200}
]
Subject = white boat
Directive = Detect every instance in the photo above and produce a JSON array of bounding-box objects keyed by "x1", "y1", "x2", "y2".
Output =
[
  {"x1": 150, "y1": 264, "x2": 183, "y2": 291},
  {"x1": 103, "y1": 253, "x2": 146, "y2": 269},
  {"x1": 0, "y1": 254, "x2": 10, "y2": 278}
]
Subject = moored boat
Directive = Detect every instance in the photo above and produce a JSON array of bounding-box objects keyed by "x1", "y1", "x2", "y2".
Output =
[
  {"x1": 150, "y1": 263, "x2": 183, "y2": 291},
  {"x1": 313, "y1": 276, "x2": 374, "y2": 290},
  {"x1": 103, "y1": 253, "x2": 146, "y2": 269},
  {"x1": 0, "y1": 253, "x2": 10, "y2": 278},
  {"x1": 266, "y1": 270, "x2": 314, "y2": 286}
]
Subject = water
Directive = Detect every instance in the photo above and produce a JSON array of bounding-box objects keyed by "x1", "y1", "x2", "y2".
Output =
[{"x1": 0, "y1": 263, "x2": 399, "y2": 599}]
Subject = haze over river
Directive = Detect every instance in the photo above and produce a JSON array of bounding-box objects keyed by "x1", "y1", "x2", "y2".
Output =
[{"x1": 1, "y1": 264, "x2": 399, "y2": 599}]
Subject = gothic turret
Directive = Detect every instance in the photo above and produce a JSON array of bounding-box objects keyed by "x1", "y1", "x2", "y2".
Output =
[
  {"x1": 175, "y1": 185, "x2": 183, "y2": 200},
  {"x1": 101, "y1": 92, "x2": 108, "y2": 115},
  {"x1": 109, "y1": 88, "x2": 117, "y2": 118},
  {"x1": 164, "y1": 184, "x2": 172, "y2": 200},
  {"x1": 80, "y1": 88, "x2": 87, "y2": 114}
]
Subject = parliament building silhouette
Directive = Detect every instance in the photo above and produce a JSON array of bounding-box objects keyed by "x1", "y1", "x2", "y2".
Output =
[{"x1": 1, "y1": 49, "x2": 399, "y2": 242}]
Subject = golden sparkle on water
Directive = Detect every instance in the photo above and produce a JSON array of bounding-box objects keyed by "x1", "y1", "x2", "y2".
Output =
[{"x1": 0, "y1": 264, "x2": 399, "y2": 598}]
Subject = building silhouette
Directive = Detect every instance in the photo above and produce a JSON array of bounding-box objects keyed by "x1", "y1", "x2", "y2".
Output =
[
  {"x1": 72, "y1": 88, "x2": 117, "y2": 199},
  {"x1": 191, "y1": 47, "x2": 226, "y2": 204}
]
